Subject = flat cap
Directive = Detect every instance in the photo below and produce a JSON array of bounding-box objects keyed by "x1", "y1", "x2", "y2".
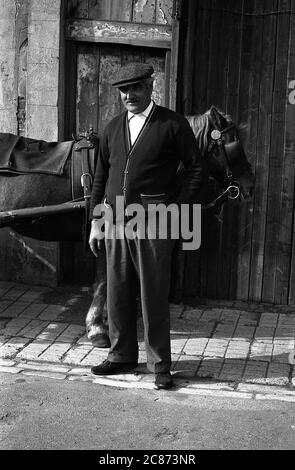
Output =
[{"x1": 112, "y1": 63, "x2": 154, "y2": 88}]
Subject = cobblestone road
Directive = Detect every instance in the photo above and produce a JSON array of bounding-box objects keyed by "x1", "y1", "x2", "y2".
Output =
[{"x1": 1, "y1": 281, "x2": 295, "y2": 403}]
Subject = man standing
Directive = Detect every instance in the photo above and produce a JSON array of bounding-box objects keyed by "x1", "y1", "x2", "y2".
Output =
[{"x1": 89, "y1": 63, "x2": 203, "y2": 389}]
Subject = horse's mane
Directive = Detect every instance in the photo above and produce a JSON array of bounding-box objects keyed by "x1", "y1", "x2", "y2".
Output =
[
  {"x1": 186, "y1": 114, "x2": 210, "y2": 156},
  {"x1": 186, "y1": 108, "x2": 247, "y2": 156}
]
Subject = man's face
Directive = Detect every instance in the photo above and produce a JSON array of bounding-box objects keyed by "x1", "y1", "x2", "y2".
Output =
[{"x1": 119, "y1": 81, "x2": 153, "y2": 114}]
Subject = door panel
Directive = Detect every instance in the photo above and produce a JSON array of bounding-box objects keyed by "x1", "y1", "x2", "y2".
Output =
[{"x1": 76, "y1": 43, "x2": 166, "y2": 136}]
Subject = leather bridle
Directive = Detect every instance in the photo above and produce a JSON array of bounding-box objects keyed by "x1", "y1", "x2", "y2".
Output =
[
  {"x1": 72, "y1": 129, "x2": 98, "y2": 247},
  {"x1": 203, "y1": 124, "x2": 241, "y2": 211}
]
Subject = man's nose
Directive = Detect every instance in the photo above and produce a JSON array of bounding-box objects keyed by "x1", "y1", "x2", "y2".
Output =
[{"x1": 126, "y1": 89, "x2": 135, "y2": 99}]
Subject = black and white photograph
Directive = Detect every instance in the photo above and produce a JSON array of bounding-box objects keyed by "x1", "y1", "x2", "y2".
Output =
[{"x1": 0, "y1": 0, "x2": 295, "y2": 455}]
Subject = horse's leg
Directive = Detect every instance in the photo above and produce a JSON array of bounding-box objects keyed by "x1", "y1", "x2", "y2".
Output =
[{"x1": 85, "y1": 245, "x2": 110, "y2": 348}]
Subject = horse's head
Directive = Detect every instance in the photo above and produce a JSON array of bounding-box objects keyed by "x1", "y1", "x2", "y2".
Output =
[{"x1": 187, "y1": 106, "x2": 255, "y2": 200}]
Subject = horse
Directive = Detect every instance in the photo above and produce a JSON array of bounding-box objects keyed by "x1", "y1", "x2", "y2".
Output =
[
  {"x1": 0, "y1": 106, "x2": 255, "y2": 348},
  {"x1": 0, "y1": 130, "x2": 98, "y2": 241},
  {"x1": 186, "y1": 107, "x2": 254, "y2": 204}
]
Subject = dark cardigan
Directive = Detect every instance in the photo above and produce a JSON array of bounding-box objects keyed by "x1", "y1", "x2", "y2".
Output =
[{"x1": 90, "y1": 104, "x2": 204, "y2": 218}]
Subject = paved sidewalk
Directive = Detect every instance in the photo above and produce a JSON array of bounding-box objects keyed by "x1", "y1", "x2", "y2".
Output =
[{"x1": 1, "y1": 281, "x2": 295, "y2": 402}]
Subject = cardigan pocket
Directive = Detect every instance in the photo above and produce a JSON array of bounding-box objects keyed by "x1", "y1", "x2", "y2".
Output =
[{"x1": 140, "y1": 193, "x2": 167, "y2": 209}]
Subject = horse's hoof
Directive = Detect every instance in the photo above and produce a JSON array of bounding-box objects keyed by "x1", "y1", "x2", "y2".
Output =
[{"x1": 90, "y1": 334, "x2": 110, "y2": 348}]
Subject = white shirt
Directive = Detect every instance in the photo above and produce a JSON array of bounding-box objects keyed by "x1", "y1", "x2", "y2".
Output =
[{"x1": 127, "y1": 101, "x2": 154, "y2": 146}]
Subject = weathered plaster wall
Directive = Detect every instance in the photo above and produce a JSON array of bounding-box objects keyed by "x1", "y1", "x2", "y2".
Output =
[
  {"x1": 0, "y1": 0, "x2": 62, "y2": 139},
  {"x1": 0, "y1": 0, "x2": 63, "y2": 286},
  {"x1": 0, "y1": 0, "x2": 18, "y2": 133},
  {"x1": 15, "y1": 0, "x2": 29, "y2": 135},
  {"x1": 26, "y1": 0, "x2": 61, "y2": 140}
]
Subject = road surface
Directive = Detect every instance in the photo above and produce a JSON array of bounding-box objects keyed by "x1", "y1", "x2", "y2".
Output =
[{"x1": 1, "y1": 371, "x2": 295, "y2": 451}]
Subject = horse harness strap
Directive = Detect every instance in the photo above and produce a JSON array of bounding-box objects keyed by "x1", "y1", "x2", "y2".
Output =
[
  {"x1": 204, "y1": 123, "x2": 241, "y2": 211},
  {"x1": 210, "y1": 125, "x2": 236, "y2": 180},
  {"x1": 202, "y1": 184, "x2": 240, "y2": 211},
  {"x1": 73, "y1": 136, "x2": 94, "y2": 224}
]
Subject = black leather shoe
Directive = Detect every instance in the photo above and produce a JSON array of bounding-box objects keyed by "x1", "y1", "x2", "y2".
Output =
[
  {"x1": 154, "y1": 372, "x2": 173, "y2": 390},
  {"x1": 91, "y1": 359, "x2": 138, "y2": 375}
]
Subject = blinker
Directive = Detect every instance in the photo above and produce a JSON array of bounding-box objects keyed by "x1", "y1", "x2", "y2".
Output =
[{"x1": 224, "y1": 140, "x2": 246, "y2": 162}]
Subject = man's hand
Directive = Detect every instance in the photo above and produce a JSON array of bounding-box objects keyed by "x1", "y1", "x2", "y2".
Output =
[{"x1": 89, "y1": 219, "x2": 103, "y2": 258}]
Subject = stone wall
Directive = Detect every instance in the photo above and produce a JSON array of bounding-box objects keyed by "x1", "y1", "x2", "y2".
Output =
[
  {"x1": 0, "y1": 0, "x2": 62, "y2": 142},
  {"x1": 26, "y1": 0, "x2": 61, "y2": 140},
  {"x1": 15, "y1": 0, "x2": 29, "y2": 135},
  {"x1": 0, "y1": 0, "x2": 63, "y2": 286},
  {"x1": 0, "y1": 0, "x2": 18, "y2": 133}
]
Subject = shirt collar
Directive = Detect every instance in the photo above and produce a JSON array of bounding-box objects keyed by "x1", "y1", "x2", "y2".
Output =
[{"x1": 128, "y1": 100, "x2": 154, "y2": 121}]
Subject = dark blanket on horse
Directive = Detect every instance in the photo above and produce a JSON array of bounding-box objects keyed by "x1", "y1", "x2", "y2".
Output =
[{"x1": 0, "y1": 133, "x2": 73, "y2": 176}]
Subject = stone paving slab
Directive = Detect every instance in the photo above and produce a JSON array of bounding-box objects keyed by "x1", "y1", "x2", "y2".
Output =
[
  {"x1": 0, "y1": 281, "x2": 295, "y2": 402},
  {"x1": 18, "y1": 303, "x2": 49, "y2": 319},
  {"x1": 0, "y1": 302, "x2": 32, "y2": 319}
]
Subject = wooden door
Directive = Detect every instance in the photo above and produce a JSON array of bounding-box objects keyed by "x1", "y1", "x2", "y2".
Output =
[
  {"x1": 176, "y1": 0, "x2": 295, "y2": 306},
  {"x1": 61, "y1": 0, "x2": 179, "y2": 283},
  {"x1": 75, "y1": 43, "x2": 167, "y2": 136}
]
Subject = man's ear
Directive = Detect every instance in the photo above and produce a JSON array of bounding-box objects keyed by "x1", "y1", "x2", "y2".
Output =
[{"x1": 148, "y1": 77, "x2": 154, "y2": 91}]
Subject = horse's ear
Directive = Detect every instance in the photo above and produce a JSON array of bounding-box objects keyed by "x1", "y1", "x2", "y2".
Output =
[
  {"x1": 209, "y1": 105, "x2": 226, "y2": 130},
  {"x1": 209, "y1": 106, "x2": 221, "y2": 126},
  {"x1": 210, "y1": 105, "x2": 218, "y2": 114}
]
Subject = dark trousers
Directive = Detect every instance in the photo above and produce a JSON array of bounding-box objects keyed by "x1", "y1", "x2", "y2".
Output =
[{"x1": 105, "y1": 220, "x2": 176, "y2": 373}]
